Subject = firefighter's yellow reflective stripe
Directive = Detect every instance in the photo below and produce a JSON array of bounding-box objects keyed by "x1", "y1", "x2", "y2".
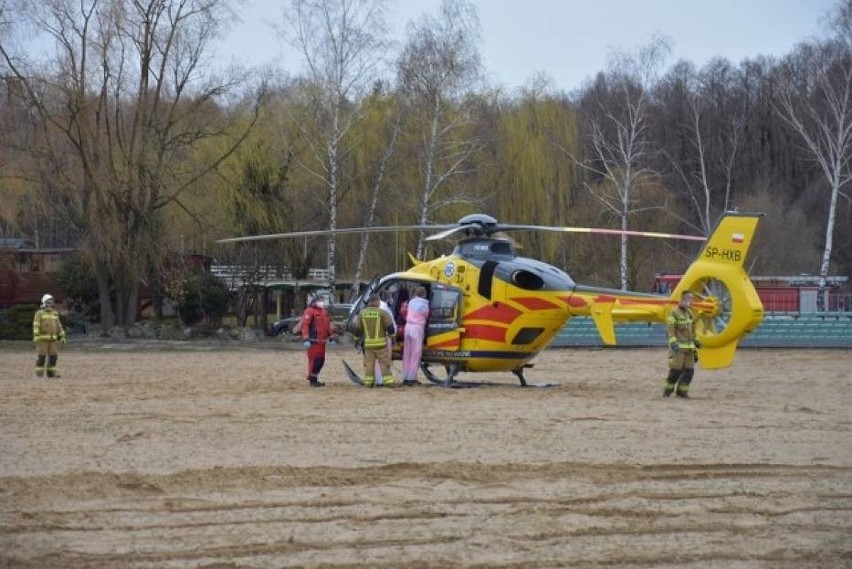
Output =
[{"x1": 361, "y1": 308, "x2": 387, "y2": 349}]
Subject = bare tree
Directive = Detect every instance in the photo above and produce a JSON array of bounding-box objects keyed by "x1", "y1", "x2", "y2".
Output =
[
  {"x1": 0, "y1": 0, "x2": 259, "y2": 330},
  {"x1": 658, "y1": 60, "x2": 741, "y2": 234},
  {"x1": 775, "y1": 39, "x2": 852, "y2": 278},
  {"x1": 277, "y1": 0, "x2": 391, "y2": 288},
  {"x1": 575, "y1": 36, "x2": 671, "y2": 289},
  {"x1": 397, "y1": 0, "x2": 484, "y2": 258}
]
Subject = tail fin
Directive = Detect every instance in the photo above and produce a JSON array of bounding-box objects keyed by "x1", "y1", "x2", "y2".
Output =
[{"x1": 673, "y1": 212, "x2": 765, "y2": 369}]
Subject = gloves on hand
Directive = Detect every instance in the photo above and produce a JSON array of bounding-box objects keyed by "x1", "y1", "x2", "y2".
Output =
[
  {"x1": 328, "y1": 338, "x2": 337, "y2": 345},
  {"x1": 693, "y1": 352, "x2": 700, "y2": 363},
  {"x1": 670, "y1": 343, "x2": 680, "y2": 353},
  {"x1": 302, "y1": 340, "x2": 312, "y2": 349},
  {"x1": 693, "y1": 339, "x2": 702, "y2": 349},
  {"x1": 60, "y1": 336, "x2": 67, "y2": 345}
]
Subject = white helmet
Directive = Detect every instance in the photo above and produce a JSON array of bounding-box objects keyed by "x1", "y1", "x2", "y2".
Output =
[{"x1": 41, "y1": 294, "x2": 54, "y2": 307}]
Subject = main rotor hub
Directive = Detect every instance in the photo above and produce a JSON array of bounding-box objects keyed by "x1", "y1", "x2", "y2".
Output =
[{"x1": 456, "y1": 213, "x2": 499, "y2": 236}]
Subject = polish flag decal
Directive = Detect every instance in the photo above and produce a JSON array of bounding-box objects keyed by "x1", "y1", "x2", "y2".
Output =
[{"x1": 732, "y1": 233, "x2": 744, "y2": 244}]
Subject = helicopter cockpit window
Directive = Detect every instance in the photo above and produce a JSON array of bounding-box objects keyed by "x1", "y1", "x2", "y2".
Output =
[{"x1": 428, "y1": 287, "x2": 461, "y2": 331}]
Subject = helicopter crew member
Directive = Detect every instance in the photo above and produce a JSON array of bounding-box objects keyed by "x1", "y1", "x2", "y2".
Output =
[
  {"x1": 664, "y1": 290, "x2": 701, "y2": 398},
  {"x1": 301, "y1": 295, "x2": 336, "y2": 387},
  {"x1": 33, "y1": 293, "x2": 66, "y2": 378},
  {"x1": 401, "y1": 286, "x2": 429, "y2": 385},
  {"x1": 353, "y1": 293, "x2": 396, "y2": 387}
]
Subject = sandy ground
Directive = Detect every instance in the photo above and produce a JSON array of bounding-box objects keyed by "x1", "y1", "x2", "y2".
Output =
[{"x1": 0, "y1": 338, "x2": 850, "y2": 568}]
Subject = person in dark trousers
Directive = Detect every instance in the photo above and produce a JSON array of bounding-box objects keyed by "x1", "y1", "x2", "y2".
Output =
[
  {"x1": 33, "y1": 293, "x2": 66, "y2": 379},
  {"x1": 301, "y1": 295, "x2": 336, "y2": 387},
  {"x1": 664, "y1": 290, "x2": 701, "y2": 398},
  {"x1": 352, "y1": 293, "x2": 396, "y2": 388}
]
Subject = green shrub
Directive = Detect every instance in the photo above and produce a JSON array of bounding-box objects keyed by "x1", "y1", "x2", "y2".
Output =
[
  {"x1": 0, "y1": 305, "x2": 86, "y2": 339},
  {"x1": 57, "y1": 253, "x2": 99, "y2": 316},
  {"x1": 176, "y1": 272, "x2": 231, "y2": 327},
  {"x1": 0, "y1": 304, "x2": 38, "y2": 340}
]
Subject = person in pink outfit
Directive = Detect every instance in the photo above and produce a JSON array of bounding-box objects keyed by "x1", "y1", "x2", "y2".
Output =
[{"x1": 401, "y1": 286, "x2": 429, "y2": 385}]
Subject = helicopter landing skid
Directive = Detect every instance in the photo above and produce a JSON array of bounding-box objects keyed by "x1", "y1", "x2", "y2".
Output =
[
  {"x1": 342, "y1": 360, "x2": 409, "y2": 388},
  {"x1": 420, "y1": 362, "x2": 558, "y2": 388},
  {"x1": 342, "y1": 360, "x2": 365, "y2": 386}
]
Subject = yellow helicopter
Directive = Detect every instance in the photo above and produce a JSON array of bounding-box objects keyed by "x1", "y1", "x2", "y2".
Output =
[{"x1": 219, "y1": 211, "x2": 765, "y2": 387}]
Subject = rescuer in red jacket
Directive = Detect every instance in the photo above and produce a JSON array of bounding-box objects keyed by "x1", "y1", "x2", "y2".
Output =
[{"x1": 300, "y1": 295, "x2": 336, "y2": 387}]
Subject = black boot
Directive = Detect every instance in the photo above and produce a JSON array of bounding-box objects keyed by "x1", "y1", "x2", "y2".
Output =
[
  {"x1": 676, "y1": 368, "x2": 694, "y2": 398},
  {"x1": 308, "y1": 375, "x2": 325, "y2": 387},
  {"x1": 663, "y1": 369, "x2": 680, "y2": 397},
  {"x1": 46, "y1": 354, "x2": 59, "y2": 378}
]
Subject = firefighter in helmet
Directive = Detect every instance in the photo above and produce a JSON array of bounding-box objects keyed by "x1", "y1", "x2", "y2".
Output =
[
  {"x1": 300, "y1": 294, "x2": 336, "y2": 387},
  {"x1": 33, "y1": 293, "x2": 66, "y2": 378},
  {"x1": 663, "y1": 290, "x2": 701, "y2": 398}
]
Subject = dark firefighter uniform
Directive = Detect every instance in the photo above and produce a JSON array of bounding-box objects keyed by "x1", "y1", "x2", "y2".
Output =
[
  {"x1": 33, "y1": 294, "x2": 66, "y2": 378},
  {"x1": 664, "y1": 291, "x2": 701, "y2": 398},
  {"x1": 353, "y1": 295, "x2": 396, "y2": 387}
]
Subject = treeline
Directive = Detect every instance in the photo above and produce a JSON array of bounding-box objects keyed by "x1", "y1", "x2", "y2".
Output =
[{"x1": 1, "y1": 0, "x2": 850, "y2": 328}]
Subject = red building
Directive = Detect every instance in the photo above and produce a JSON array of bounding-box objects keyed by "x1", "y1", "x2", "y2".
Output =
[{"x1": 0, "y1": 239, "x2": 75, "y2": 307}]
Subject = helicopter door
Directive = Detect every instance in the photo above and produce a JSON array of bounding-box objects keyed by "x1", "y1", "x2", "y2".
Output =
[
  {"x1": 346, "y1": 275, "x2": 380, "y2": 333},
  {"x1": 425, "y1": 284, "x2": 463, "y2": 351}
]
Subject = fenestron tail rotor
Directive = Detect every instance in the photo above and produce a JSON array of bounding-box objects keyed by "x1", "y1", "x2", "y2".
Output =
[{"x1": 692, "y1": 277, "x2": 733, "y2": 337}]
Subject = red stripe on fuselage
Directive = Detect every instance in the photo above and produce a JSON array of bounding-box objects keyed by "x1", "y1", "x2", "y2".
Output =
[
  {"x1": 466, "y1": 303, "x2": 522, "y2": 324},
  {"x1": 510, "y1": 297, "x2": 561, "y2": 310},
  {"x1": 463, "y1": 324, "x2": 507, "y2": 342},
  {"x1": 432, "y1": 338, "x2": 460, "y2": 349}
]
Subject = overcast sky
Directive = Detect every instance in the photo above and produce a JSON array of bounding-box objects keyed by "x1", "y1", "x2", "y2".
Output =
[{"x1": 221, "y1": 0, "x2": 837, "y2": 92}]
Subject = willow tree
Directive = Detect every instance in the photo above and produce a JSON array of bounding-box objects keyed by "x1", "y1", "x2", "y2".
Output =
[
  {"x1": 0, "y1": 0, "x2": 258, "y2": 330},
  {"x1": 493, "y1": 82, "x2": 579, "y2": 264}
]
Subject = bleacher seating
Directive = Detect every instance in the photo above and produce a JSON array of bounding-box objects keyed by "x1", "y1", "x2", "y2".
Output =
[{"x1": 552, "y1": 314, "x2": 852, "y2": 348}]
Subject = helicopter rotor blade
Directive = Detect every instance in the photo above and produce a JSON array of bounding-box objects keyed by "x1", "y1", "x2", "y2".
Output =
[
  {"x1": 495, "y1": 224, "x2": 707, "y2": 241},
  {"x1": 217, "y1": 224, "x2": 455, "y2": 244},
  {"x1": 217, "y1": 215, "x2": 705, "y2": 245},
  {"x1": 424, "y1": 225, "x2": 474, "y2": 242}
]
